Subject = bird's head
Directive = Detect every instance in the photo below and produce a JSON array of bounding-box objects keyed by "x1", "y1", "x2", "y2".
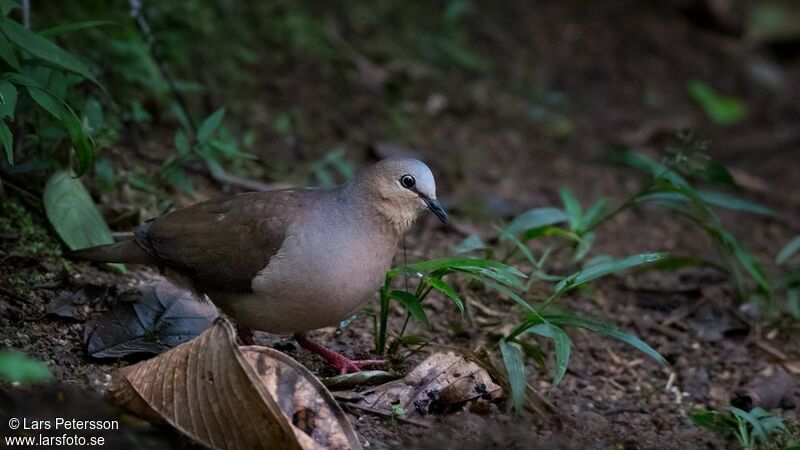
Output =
[{"x1": 357, "y1": 158, "x2": 447, "y2": 233}]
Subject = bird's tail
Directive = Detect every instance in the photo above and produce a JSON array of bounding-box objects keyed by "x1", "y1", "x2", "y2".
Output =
[{"x1": 68, "y1": 240, "x2": 154, "y2": 264}]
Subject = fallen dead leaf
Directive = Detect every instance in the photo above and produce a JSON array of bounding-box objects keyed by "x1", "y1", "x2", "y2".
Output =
[
  {"x1": 334, "y1": 352, "x2": 501, "y2": 426},
  {"x1": 109, "y1": 318, "x2": 362, "y2": 450},
  {"x1": 85, "y1": 280, "x2": 218, "y2": 358}
]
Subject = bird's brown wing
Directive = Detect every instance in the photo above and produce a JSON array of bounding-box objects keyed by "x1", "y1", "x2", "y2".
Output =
[{"x1": 134, "y1": 189, "x2": 315, "y2": 293}]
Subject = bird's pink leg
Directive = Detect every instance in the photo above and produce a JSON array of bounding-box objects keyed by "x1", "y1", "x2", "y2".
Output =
[{"x1": 295, "y1": 334, "x2": 386, "y2": 374}]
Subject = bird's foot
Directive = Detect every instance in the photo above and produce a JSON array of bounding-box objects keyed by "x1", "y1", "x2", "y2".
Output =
[{"x1": 295, "y1": 334, "x2": 386, "y2": 374}]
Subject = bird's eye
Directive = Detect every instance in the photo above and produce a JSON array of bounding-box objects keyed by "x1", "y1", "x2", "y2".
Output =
[{"x1": 399, "y1": 174, "x2": 416, "y2": 189}]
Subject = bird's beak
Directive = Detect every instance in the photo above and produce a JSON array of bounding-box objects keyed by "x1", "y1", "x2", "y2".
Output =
[{"x1": 420, "y1": 194, "x2": 448, "y2": 224}]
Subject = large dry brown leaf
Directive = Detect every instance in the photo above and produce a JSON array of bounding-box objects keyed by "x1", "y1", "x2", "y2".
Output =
[
  {"x1": 334, "y1": 352, "x2": 501, "y2": 426},
  {"x1": 109, "y1": 318, "x2": 362, "y2": 450}
]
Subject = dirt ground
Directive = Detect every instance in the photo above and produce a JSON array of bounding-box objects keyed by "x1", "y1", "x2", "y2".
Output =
[{"x1": 2, "y1": 1, "x2": 800, "y2": 449}]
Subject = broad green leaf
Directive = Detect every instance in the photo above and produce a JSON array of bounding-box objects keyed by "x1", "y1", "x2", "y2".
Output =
[
  {"x1": 777, "y1": 236, "x2": 800, "y2": 265},
  {"x1": 1, "y1": 0, "x2": 19, "y2": 16},
  {"x1": 0, "y1": 79, "x2": 16, "y2": 118},
  {"x1": 505, "y1": 207, "x2": 568, "y2": 236},
  {"x1": 0, "y1": 32, "x2": 19, "y2": 70},
  {"x1": 0, "y1": 20, "x2": 101, "y2": 87},
  {"x1": 39, "y1": 20, "x2": 116, "y2": 38},
  {"x1": 59, "y1": 103, "x2": 94, "y2": 176},
  {"x1": 427, "y1": 277, "x2": 463, "y2": 311},
  {"x1": 696, "y1": 190, "x2": 779, "y2": 217},
  {"x1": 554, "y1": 253, "x2": 668, "y2": 294},
  {"x1": 26, "y1": 86, "x2": 60, "y2": 118},
  {"x1": 526, "y1": 323, "x2": 571, "y2": 385},
  {"x1": 43, "y1": 171, "x2": 115, "y2": 251},
  {"x1": 559, "y1": 187, "x2": 582, "y2": 231},
  {"x1": 687, "y1": 80, "x2": 746, "y2": 125},
  {"x1": 543, "y1": 312, "x2": 667, "y2": 365},
  {"x1": 452, "y1": 234, "x2": 486, "y2": 254},
  {"x1": 175, "y1": 129, "x2": 191, "y2": 156},
  {"x1": 0, "y1": 120, "x2": 11, "y2": 164},
  {"x1": 0, "y1": 350, "x2": 51, "y2": 382},
  {"x1": 389, "y1": 290, "x2": 429, "y2": 327},
  {"x1": 196, "y1": 108, "x2": 225, "y2": 143},
  {"x1": 498, "y1": 339, "x2": 526, "y2": 413}
]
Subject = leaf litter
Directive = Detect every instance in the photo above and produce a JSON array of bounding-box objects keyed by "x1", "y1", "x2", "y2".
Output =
[
  {"x1": 109, "y1": 318, "x2": 362, "y2": 450},
  {"x1": 84, "y1": 280, "x2": 218, "y2": 358},
  {"x1": 333, "y1": 352, "x2": 502, "y2": 426}
]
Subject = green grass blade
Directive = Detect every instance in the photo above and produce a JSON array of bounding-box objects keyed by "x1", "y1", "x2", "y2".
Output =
[
  {"x1": 777, "y1": 236, "x2": 800, "y2": 265},
  {"x1": 389, "y1": 290, "x2": 429, "y2": 327},
  {"x1": 527, "y1": 323, "x2": 571, "y2": 386},
  {"x1": 610, "y1": 149, "x2": 689, "y2": 188},
  {"x1": 559, "y1": 187, "x2": 582, "y2": 231},
  {"x1": 498, "y1": 339, "x2": 526, "y2": 413},
  {"x1": 390, "y1": 257, "x2": 526, "y2": 279},
  {"x1": 554, "y1": 253, "x2": 668, "y2": 295},
  {"x1": 505, "y1": 207, "x2": 568, "y2": 236},
  {"x1": 696, "y1": 190, "x2": 779, "y2": 217},
  {"x1": 427, "y1": 277, "x2": 463, "y2": 311},
  {"x1": 543, "y1": 312, "x2": 667, "y2": 365},
  {"x1": 581, "y1": 198, "x2": 610, "y2": 232},
  {"x1": 727, "y1": 406, "x2": 769, "y2": 444},
  {"x1": 496, "y1": 225, "x2": 538, "y2": 266}
]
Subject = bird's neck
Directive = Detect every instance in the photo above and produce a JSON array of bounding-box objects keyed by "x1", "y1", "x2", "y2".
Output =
[{"x1": 340, "y1": 181, "x2": 417, "y2": 237}]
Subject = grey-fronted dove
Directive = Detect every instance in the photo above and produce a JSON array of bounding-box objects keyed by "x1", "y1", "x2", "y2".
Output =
[{"x1": 72, "y1": 158, "x2": 447, "y2": 373}]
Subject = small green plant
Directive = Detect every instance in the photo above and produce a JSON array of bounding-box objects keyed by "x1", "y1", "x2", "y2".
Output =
[
  {"x1": 496, "y1": 144, "x2": 776, "y2": 301},
  {"x1": 0, "y1": 350, "x2": 52, "y2": 383},
  {"x1": 777, "y1": 236, "x2": 800, "y2": 318},
  {"x1": 611, "y1": 147, "x2": 776, "y2": 301},
  {"x1": 165, "y1": 108, "x2": 255, "y2": 194},
  {"x1": 377, "y1": 253, "x2": 668, "y2": 412},
  {"x1": 374, "y1": 257, "x2": 526, "y2": 355},
  {"x1": 690, "y1": 406, "x2": 798, "y2": 450},
  {"x1": 0, "y1": 6, "x2": 102, "y2": 174},
  {"x1": 687, "y1": 80, "x2": 747, "y2": 125}
]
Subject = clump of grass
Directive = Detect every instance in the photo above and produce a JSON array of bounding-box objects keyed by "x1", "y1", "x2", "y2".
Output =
[{"x1": 691, "y1": 406, "x2": 798, "y2": 450}]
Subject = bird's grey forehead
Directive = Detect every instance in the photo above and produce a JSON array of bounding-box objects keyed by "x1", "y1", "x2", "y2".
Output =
[{"x1": 377, "y1": 158, "x2": 436, "y2": 193}]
